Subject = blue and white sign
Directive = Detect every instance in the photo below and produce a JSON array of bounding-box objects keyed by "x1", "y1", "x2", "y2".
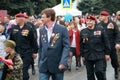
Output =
[{"x1": 61, "y1": 0, "x2": 72, "y2": 9}]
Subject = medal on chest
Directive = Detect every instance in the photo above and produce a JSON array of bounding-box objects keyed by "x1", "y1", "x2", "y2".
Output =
[
  {"x1": 94, "y1": 30, "x2": 101, "y2": 35},
  {"x1": 42, "y1": 33, "x2": 47, "y2": 43},
  {"x1": 21, "y1": 29, "x2": 29, "y2": 36}
]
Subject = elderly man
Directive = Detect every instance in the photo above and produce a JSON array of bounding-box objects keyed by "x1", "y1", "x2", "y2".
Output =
[
  {"x1": 9, "y1": 13, "x2": 38, "y2": 80},
  {"x1": 98, "y1": 11, "x2": 120, "y2": 79}
]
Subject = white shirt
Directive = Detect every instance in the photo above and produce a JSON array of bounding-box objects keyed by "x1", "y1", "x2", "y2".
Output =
[
  {"x1": 36, "y1": 28, "x2": 40, "y2": 46},
  {"x1": 45, "y1": 23, "x2": 55, "y2": 43},
  {"x1": 71, "y1": 31, "x2": 76, "y2": 47}
]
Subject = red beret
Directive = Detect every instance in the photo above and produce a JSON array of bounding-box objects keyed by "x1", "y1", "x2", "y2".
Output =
[
  {"x1": 23, "y1": 12, "x2": 28, "y2": 18},
  {"x1": 100, "y1": 11, "x2": 109, "y2": 16},
  {"x1": 87, "y1": 15, "x2": 96, "y2": 21},
  {"x1": 15, "y1": 13, "x2": 26, "y2": 18}
]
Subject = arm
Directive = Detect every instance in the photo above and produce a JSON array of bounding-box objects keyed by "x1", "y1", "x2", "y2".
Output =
[
  {"x1": 80, "y1": 30, "x2": 84, "y2": 58},
  {"x1": 59, "y1": 26, "x2": 70, "y2": 68},
  {"x1": 102, "y1": 28, "x2": 111, "y2": 55},
  {"x1": 102, "y1": 28, "x2": 111, "y2": 61},
  {"x1": 38, "y1": 29, "x2": 43, "y2": 67},
  {"x1": 113, "y1": 22, "x2": 120, "y2": 44},
  {"x1": 8, "y1": 55, "x2": 23, "y2": 72},
  {"x1": 29, "y1": 28, "x2": 38, "y2": 59}
]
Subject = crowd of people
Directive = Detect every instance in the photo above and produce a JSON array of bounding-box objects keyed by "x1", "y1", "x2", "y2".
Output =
[{"x1": 0, "y1": 8, "x2": 120, "y2": 80}]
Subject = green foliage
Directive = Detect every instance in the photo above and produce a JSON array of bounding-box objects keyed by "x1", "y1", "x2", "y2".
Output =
[
  {"x1": 56, "y1": 0, "x2": 61, "y2": 4},
  {"x1": 0, "y1": 0, "x2": 32, "y2": 15},
  {"x1": 34, "y1": 0, "x2": 57, "y2": 15},
  {"x1": 0, "y1": 0, "x2": 58, "y2": 16},
  {"x1": 77, "y1": 0, "x2": 120, "y2": 15},
  {"x1": 77, "y1": 0, "x2": 103, "y2": 15},
  {"x1": 101, "y1": 0, "x2": 120, "y2": 14}
]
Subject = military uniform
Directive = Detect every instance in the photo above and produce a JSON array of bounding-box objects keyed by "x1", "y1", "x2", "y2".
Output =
[
  {"x1": 0, "y1": 40, "x2": 23, "y2": 80},
  {"x1": 80, "y1": 25, "x2": 111, "y2": 80},
  {"x1": 98, "y1": 11, "x2": 120, "y2": 79},
  {"x1": 98, "y1": 20, "x2": 120, "y2": 70},
  {"x1": 1, "y1": 53, "x2": 23, "y2": 80},
  {"x1": 9, "y1": 23, "x2": 38, "y2": 80}
]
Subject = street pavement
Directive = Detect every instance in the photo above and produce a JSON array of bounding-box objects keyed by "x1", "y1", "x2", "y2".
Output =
[{"x1": 29, "y1": 57, "x2": 119, "y2": 80}]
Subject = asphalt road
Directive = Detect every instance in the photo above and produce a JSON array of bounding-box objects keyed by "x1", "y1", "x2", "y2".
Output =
[{"x1": 29, "y1": 57, "x2": 119, "y2": 80}]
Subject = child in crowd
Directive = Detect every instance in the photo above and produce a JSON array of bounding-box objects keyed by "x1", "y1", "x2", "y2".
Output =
[{"x1": 0, "y1": 40, "x2": 23, "y2": 80}]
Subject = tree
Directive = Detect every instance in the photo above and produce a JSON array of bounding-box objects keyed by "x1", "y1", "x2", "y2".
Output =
[
  {"x1": 77, "y1": 0, "x2": 103, "y2": 15},
  {"x1": 101, "y1": 0, "x2": 120, "y2": 14},
  {"x1": 0, "y1": 0, "x2": 57, "y2": 16},
  {"x1": 0, "y1": 0, "x2": 32, "y2": 15},
  {"x1": 34, "y1": 0, "x2": 57, "y2": 15},
  {"x1": 77, "y1": 0, "x2": 120, "y2": 15},
  {"x1": 56, "y1": 0, "x2": 61, "y2": 4}
]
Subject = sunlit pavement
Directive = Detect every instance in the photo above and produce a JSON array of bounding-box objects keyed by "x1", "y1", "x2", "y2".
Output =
[{"x1": 29, "y1": 57, "x2": 119, "y2": 80}]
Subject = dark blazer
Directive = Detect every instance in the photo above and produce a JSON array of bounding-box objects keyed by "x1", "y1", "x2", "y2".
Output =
[{"x1": 38, "y1": 23, "x2": 70, "y2": 73}]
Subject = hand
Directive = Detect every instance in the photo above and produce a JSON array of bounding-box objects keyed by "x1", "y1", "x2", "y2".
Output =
[
  {"x1": 115, "y1": 44, "x2": 120, "y2": 49},
  {"x1": 8, "y1": 65, "x2": 13, "y2": 70},
  {"x1": 109, "y1": 23, "x2": 114, "y2": 27},
  {"x1": 82, "y1": 57, "x2": 85, "y2": 62},
  {"x1": 2, "y1": 59, "x2": 13, "y2": 65},
  {"x1": 105, "y1": 55, "x2": 110, "y2": 61},
  {"x1": 58, "y1": 64, "x2": 65, "y2": 70},
  {"x1": 32, "y1": 53, "x2": 37, "y2": 59}
]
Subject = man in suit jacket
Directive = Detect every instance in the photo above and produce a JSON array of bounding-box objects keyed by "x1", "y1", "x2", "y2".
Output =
[{"x1": 38, "y1": 8, "x2": 70, "y2": 80}]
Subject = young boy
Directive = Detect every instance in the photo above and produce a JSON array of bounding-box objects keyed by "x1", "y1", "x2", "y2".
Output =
[{"x1": 0, "y1": 40, "x2": 23, "y2": 80}]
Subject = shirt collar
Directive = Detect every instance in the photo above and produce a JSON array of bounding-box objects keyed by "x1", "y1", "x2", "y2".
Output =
[{"x1": 45, "y1": 22, "x2": 55, "y2": 31}]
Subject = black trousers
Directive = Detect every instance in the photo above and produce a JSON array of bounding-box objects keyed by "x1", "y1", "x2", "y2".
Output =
[
  {"x1": 21, "y1": 56, "x2": 32, "y2": 80},
  {"x1": 85, "y1": 59, "x2": 106, "y2": 80},
  {"x1": 110, "y1": 48, "x2": 119, "y2": 69}
]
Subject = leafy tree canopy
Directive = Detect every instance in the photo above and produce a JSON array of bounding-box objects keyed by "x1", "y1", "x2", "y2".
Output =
[
  {"x1": 0, "y1": 0, "x2": 59, "y2": 16},
  {"x1": 77, "y1": 0, "x2": 120, "y2": 15}
]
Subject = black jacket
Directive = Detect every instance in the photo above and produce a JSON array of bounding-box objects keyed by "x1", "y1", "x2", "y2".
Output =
[
  {"x1": 9, "y1": 23, "x2": 38, "y2": 56},
  {"x1": 98, "y1": 20, "x2": 120, "y2": 48},
  {"x1": 80, "y1": 26, "x2": 111, "y2": 60}
]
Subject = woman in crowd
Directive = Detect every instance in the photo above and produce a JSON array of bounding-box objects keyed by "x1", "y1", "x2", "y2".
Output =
[{"x1": 67, "y1": 21, "x2": 81, "y2": 71}]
